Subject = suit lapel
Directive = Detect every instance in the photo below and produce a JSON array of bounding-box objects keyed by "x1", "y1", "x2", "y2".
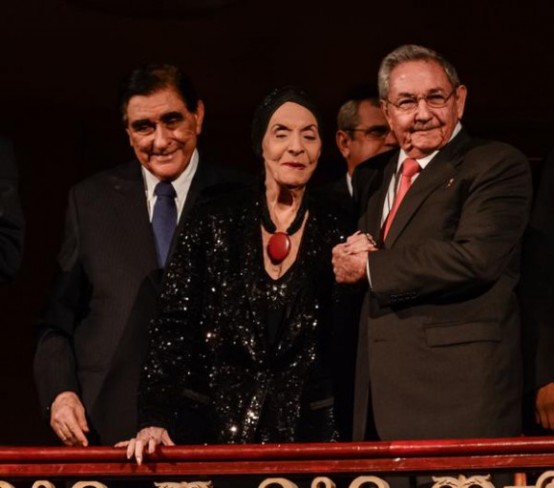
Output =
[
  {"x1": 108, "y1": 162, "x2": 158, "y2": 276},
  {"x1": 384, "y1": 130, "x2": 471, "y2": 247},
  {"x1": 181, "y1": 158, "x2": 207, "y2": 218},
  {"x1": 333, "y1": 175, "x2": 351, "y2": 202},
  {"x1": 240, "y1": 198, "x2": 271, "y2": 358},
  {"x1": 167, "y1": 157, "x2": 212, "y2": 262},
  {"x1": 273, "y1": 212, "x2": 314, "y2": 353},
  {"x1": 363, "y1": 156, "x2": 397, "y2": 243}
]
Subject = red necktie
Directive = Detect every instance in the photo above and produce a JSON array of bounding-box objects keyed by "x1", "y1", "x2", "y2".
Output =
[{"x1": 382, "y1": 158, "x2": 421, "y2": 239}]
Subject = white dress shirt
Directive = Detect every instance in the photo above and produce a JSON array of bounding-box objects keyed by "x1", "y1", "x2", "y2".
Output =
[
  {"x1": 380, "y1": 123, "x2": 462, "y2": 226},
  {"x1": 346, "y1": 172, "x2": 353, "y2": 197},
  {"x1": 141, "y1": 149, "x2": 199, "y2": 222}
]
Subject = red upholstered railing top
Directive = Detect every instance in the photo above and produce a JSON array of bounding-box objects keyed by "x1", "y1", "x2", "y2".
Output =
[{"x1": 2, "y1": 437, "x2": 554, "y2": 478}]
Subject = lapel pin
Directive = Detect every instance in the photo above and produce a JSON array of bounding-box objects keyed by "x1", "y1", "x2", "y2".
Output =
[{"x1": 446, "y1": 178, "x2": 454, "y2": 188}]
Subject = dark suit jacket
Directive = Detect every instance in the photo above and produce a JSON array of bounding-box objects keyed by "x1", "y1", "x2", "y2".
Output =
[
  {"x1": 0, "y1": 137, "x2": 24, "y2": 282},
  {"x1": 352, "y1": 129, "x2": 532, "y2": 441},
  {"x1": 323, "y1": 174, "x2": 354, "y2": 217},
  {"x1": 520, "y1": 149, "x2": 554, "y2": 393},
  {"x1": 314, "y1": 174, "x2": 366, "y2": 440},
  {"x1": 34, "y1": 158, "x2": 241, "y2": 445}
]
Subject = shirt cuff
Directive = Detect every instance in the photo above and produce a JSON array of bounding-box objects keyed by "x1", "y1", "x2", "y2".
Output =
[{"x1": 366, "y1": 254, "x2": 372, "y2": 288}]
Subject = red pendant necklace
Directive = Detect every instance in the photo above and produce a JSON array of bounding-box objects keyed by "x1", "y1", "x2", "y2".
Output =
[{"x1": 260, "y1": 193, "x2": 308, "y2": 264}]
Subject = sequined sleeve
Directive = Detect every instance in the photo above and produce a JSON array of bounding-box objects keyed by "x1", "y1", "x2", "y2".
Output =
[{"x1": 137, "y1": 205, "x2": 211, "y2": 431}]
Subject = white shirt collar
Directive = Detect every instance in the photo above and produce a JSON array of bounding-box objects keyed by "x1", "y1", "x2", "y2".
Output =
[
  {"x1": 141, "y1": 148, "x2": 199, "y2": 220},
  {"x1": 396, "y1": 122, "x2": 462, "y2": 170},
  {"x1": 382, "y1": 123, "x2": 463, "y2": 227},
  {"x1": 346, "y1": 172, "x2": 353, "y2": 197}
]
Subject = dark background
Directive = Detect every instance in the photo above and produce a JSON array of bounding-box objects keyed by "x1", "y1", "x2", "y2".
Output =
[{"x1": 0, "y1": 0, "x2": 552, "y2": 445}]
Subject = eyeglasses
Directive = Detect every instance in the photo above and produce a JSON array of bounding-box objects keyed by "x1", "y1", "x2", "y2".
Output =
[
  {"x1": 346, "y1": 126, "x2": 391, "y2": 140},
  {"x1": 385, "y1": 89, "x2": 457, "y2": 113}
]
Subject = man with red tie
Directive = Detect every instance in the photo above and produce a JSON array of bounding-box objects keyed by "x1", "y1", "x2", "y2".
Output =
[{"x1": 332, "y1": 44, "x2": 532, "y2": 449}]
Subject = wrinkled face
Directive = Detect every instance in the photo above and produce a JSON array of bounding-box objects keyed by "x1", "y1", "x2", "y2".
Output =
[
  {"x1": 125, "y1": 87, "x2": 204, "y2": 181},
  {"x1": 262, "y1": 102, "x2": 321, "y2": 189},
  {"x1": 337, "y1": 100, "x2": 397, "y2": 171},
  {"x1": 382, "y1": 60, "x2": 467, "y2": 159}
]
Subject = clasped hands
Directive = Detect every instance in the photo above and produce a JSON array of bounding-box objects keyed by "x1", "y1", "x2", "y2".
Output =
[{"x1": 332, "y1": 231, "x2": 378, "y2": 284}]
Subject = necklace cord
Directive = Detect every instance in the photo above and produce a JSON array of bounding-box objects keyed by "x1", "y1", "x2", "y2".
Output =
[{"x1": 260, "y1": 187, "x2": 309, "y2": 235}]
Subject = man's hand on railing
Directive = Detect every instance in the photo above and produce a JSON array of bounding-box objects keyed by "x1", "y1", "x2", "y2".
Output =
[
  {"x1": 115, "y1": 427, "x2": 175, "y2": 465},
  {"x1": 536, "y1": 382, "x2": 554, "y2": 430},
  {"x1": 50, "y1": 391, "x2": 89, "y2": 447}
]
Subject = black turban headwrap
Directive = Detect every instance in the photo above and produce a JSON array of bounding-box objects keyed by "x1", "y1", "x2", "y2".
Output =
[{"x1": 251, "y1": 85, "x2": 323, "y2": 158}]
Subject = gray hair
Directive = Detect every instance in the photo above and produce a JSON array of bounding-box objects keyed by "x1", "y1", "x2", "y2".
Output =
[
  {"x1": 337, "y1": 97, "x2": 380, "y2": 132},
  {"x1": 378, "y1": 44, "x2": 461, "y2": 99}
]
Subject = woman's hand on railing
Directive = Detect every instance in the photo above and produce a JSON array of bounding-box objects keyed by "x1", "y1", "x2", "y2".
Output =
[{"x1": 115, "y1": 427, "x2": 175, "y2": 465}]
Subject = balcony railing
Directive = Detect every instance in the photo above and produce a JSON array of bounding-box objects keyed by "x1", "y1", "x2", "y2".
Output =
[{"x1": 2, "y1": 437, "x2": 554, "y2": 488}]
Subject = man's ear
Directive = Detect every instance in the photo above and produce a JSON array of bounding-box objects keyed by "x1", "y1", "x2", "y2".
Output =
[
  {"x1": 455, "y1": 85, "x2": 468, "y2": 119},
  {"x1": 381, "y1": 99, "x2": 393, "y2": 126},
  {"x1": 194, "y1": 100, "x2": 205, "y2": 135},
  {"x1": 336, "y1": 130, "x2": 351, "y2": 159},
  {"x1": 125, "y1": 127, "x2": 133, "y2": 146}
]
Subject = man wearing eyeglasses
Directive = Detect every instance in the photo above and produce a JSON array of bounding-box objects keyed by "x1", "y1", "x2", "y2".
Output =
[
  {"x1": 332, "y1": 44, "x2": 532, "y2": 452},
  {"x1": 335, "y1": 87, "x2": 397, "y2": 198}
]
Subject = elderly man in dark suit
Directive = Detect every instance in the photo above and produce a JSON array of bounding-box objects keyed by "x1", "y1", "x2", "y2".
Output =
[
  {"x1": 34, "y1": 64, "x2": 241, "y2": 446},
  {"x1": 332, "y1": 44, "x2": 532, "y2": 446}
]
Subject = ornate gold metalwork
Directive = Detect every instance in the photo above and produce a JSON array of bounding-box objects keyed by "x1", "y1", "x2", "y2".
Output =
[
  {"x1": 154, "y1": 483, "x2": 213, "y2": 488},
  {"x1": 311, "y1": 477, "x2": 336, "y2": 488},
  {"x1": 349, "y1": 476, "x2": 390, "y2": 488},
  {"x1": 536, "y1": 471, "x2": 554, "y2": 488},
  {"x1": 432, "y1": 475, "x2": 496, "y2": 488},
  {"x1": 258, "y1": 479, "x2": 299, "y2": 488}
]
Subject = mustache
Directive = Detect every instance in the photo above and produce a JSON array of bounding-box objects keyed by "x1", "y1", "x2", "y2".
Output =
[
  {"x1": 410, "y1": 124, "x2": 441, "y2": 132},
  {"x1": 148, "y1": 148, "x2": 177, "y2": 156}
]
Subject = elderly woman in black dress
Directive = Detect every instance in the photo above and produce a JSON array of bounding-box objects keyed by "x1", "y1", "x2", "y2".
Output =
[{"x1": 124, "y1": 86, "x2": 352, "y2": 463}]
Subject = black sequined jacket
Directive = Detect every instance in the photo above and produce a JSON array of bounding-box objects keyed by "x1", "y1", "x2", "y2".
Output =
[{"x1": 138, "y1": 187, "x2": 352, "y2": 444}]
